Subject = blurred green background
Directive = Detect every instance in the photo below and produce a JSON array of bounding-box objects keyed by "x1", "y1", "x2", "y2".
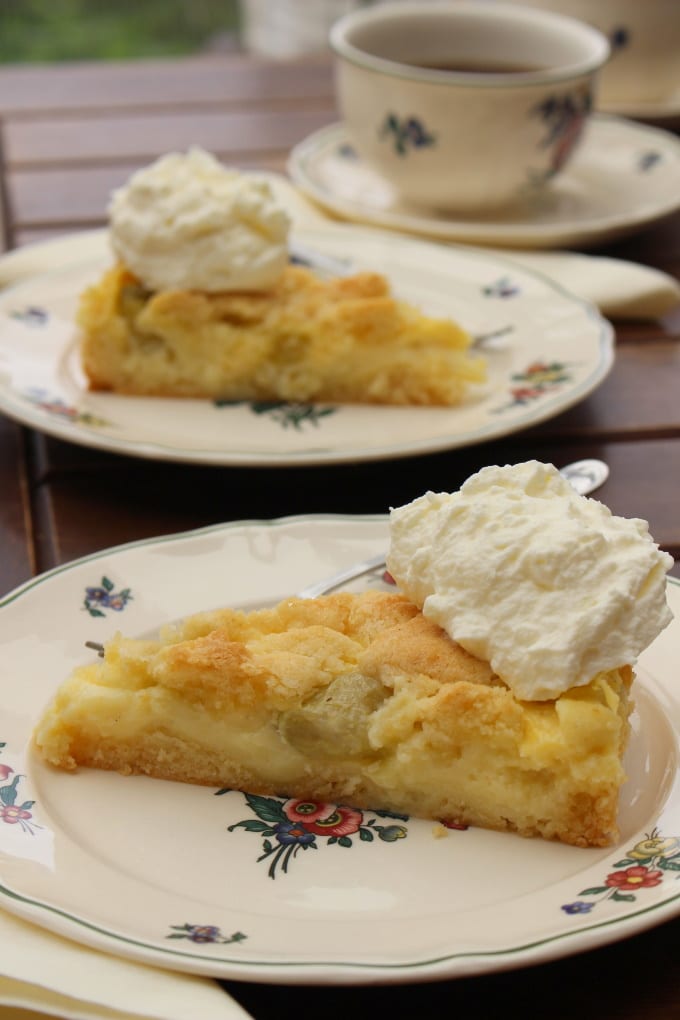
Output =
[{"x1": 0, "y1": 0, "x2": 241, "y2": 63}]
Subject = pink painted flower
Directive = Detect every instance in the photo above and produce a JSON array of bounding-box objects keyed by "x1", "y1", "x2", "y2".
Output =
[
  {"x1": 0, "y1": 805, "x2": 32, "y2": 825},
  {"x1": 605, "y1": 865, "x2": 663, "y2": 891},
  {"x1": 283, "y1": 799, "x2": 336, "y2": 824},
  {"x1": 0, "y1": 764, "x2": 14, "y2": 782},
  {"x1": 305, "y1": 805, "x2": 364, "y2": 838}
]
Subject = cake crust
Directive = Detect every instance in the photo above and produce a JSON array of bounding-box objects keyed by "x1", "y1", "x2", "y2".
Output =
[{"x1": 34, "y1": 591, "x2": 633, "y2": 848}]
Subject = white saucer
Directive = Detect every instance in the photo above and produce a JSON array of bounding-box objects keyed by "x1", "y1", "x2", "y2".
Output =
[
  {"x1": 289, "y1": 115, "x2": 680, "y2": 249},
  {"x1": 600, "y1": 88, "x2": 680, "y2": 127}
]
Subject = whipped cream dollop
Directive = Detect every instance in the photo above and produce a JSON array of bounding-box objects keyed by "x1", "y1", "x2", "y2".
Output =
[
  {"x1": 387, "y1": 461, "x2": 674, "y2": 701},
  {"x1": 108, "y1": 148, "x2": 291, "y2": 292}
]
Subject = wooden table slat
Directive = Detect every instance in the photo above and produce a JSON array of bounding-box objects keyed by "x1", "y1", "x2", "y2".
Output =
[
  {"x1": 0, "y1": 55, "x2": 334, "y2": 117},
  {"x1": 0, "y1": 418, "x2": 35, "y2": 592},
  {"x1": 28, "y1": 431, "x2": 680, "y2": 575},
  {"x1": 4, "y1": 106, "x2": 336, "y2": 168}
]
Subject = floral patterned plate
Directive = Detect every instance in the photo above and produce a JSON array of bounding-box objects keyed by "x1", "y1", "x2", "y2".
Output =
[
  {"x1": 0, "y1": 515, "x2": 679, "y2": 984},
  {"x1": 288, "y1": 116, "x2": 680, "y2": 249},
  {"x1": 0, "y1": 225, "x2": 612, "y2": 466}
]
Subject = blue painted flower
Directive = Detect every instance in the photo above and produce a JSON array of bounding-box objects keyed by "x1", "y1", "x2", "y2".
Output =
[
  {"x1": 379, "y1": 113, "x2": 436, "y2": 156},
  {"x1": 610, "y1": 26, "x2": 630, "y2": 51},
  {"x1": 83, "y1": 577, "x2": 132, "y2": 617},
  {"x1": 274, "y1": 820, "x2": 316, "y2": 847},
  {"x1": 405, "y1": 117, "x2": 433, "y2": 148},
  {"x1": 167, "y1": 923, "x2": 247, "y2": 945},
  {"x1": 184, "y1": 924, "x2": 222, "y2": 943},
  {"x1": 561, "y1": 900, "x2": 595, "y2": 915}
]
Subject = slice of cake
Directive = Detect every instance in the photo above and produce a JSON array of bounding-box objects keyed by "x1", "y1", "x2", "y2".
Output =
[
  {"x1": 78, "y1": 148, "x2": 485, "y2": 406},
  {"x1": 34, "y1": 462, "x2": 673, "y2": 848},
  {"x1": 78, "y1": 262, "x2": 484, "y2": 405},
  {"x1": 35, "y1": 589, "x2": 633, "y2": 847}
]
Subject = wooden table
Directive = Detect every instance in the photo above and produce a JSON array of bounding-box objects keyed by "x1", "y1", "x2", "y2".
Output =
[{"x1": 0, "y1": 53, "x2": 679, "y2": 1020}]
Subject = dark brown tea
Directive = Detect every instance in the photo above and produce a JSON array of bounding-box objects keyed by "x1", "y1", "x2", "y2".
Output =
[{"x1": 412, "y1": 59, "x2": 546, "y2": 74}]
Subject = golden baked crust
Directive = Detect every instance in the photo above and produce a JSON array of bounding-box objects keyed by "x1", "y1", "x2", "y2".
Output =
[
  {"x1": 77, "y1": 263, "x2": 486, "y2": 405},
  {"x1": 34, "y1": 590, "x2": 633, "y2": 847}
]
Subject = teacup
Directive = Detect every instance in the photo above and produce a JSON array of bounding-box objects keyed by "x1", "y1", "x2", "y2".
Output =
[
  {"x1": 329, "y1": 0, "x2": 610, "y2": 213},
  {"x1": 491, "y1": 0, "x2": 680, "y2": 109}
]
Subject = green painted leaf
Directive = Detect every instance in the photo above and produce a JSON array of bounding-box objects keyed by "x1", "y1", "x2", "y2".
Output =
[
  {"x1": 613, "y1": 858, "x2": 640, "y2": 867},
  {"x1": 0, "y1": 775, "x2": 20, "y2": 806},
  {"x1": 244, "y1": 792, "x2": 287, "y2": 824},
  {"x1": 338, "y1": 835, "x2": 352, "y2": 848},
  {"x1": 579, "y1": 886, "x2": 608, "y2": 895},
  {"x1": 229, "y1": 819, "x2": 271, "y2": 833},
  {"x1": 359, "y1": 828, "x2": 374, "y2": 842},
  {"x1": 660, "y1": 858, "x2": 680, "y2": 871},
  {"x1": 102, "y1": 577, "x2": 114, "y2": 592},
  {"x1": 612, "y1": 892, "x2": 636, "y2": 902}
]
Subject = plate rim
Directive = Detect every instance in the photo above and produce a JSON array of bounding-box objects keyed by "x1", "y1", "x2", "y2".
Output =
[
  {"x1": 288, "y1": 115, "x2": 680, "y2": 248},
  {"x1": 0, "y1": 229, "x2": 614, "y2": 466},
  {"x1": 1, "y1": 514, "x2": 679, "y2": 985}
]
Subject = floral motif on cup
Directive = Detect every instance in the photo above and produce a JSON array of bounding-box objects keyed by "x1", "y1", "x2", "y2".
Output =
[
  {"x1": 337, "y1": 141, "x2": 359, "y2": 161},
  {"x1": 10, "y1": 306, "x2": 49, "y2": 327},
  {"x1": 379, "y1": 113, "x2": 436, "y2": 156},
  {"x1": 561, "y1": 829, "x2": 680, "y2": 915},
  {"x1": 0, "y1": 743, "x2": 42, "y2": 836},
  {"x1": 220, "y1": 791, "x2": 408, "y2": 879},
  {"x1": 531, "y1": 87, "x2": 592, "y2": 179},
  {"x1": 609, "y1": 25, "x2": 630, "y2": 51},
  {"x1": 639, "y1": 151, "x2": 662, "y2": 173},
  {"x1": 493, "y1": 360, "x2": 572, "y2": 412},
  {"x1": 214, "y1": 398, "x2": 337, "y2": 430},
  {"x1": 84, "y1": 576, "x2": 133, "y2": 618},
  {"x1": 22, "y1": 387, "x2": 110, "y2": 428},
  {"x1": 166, "y1": 923, "x2": 247, "y2": 945}
]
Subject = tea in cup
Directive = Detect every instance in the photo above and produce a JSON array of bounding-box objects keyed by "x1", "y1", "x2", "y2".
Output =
[{"x1": 330, "y1": 0, "x2": 610, "y2": 213}]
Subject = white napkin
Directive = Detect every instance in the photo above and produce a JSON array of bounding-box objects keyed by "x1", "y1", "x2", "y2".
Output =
[
  {"x1": 0, "y1": 909, "x2": 251, "y2": 1020},
  {"x1": 1, "y1": 174, "x2": 678, "y2": 320},
  {"x1": 497, "y1": 249, "x2": 680, "y2": 321},
  {"x1": 270, "y1": 176, "x2": 680, "y2": 321}
]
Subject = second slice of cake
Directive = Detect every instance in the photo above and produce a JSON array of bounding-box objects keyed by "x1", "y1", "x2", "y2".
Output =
[
  {"x1": 34, "y1": 589, "x2": 633, "y2": 848},
  {"x1": 33, "y1": 461, "x2": 674, "y2": 849}
]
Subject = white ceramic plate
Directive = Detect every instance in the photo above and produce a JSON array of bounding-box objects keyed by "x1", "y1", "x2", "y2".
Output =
[
  {"x1": 0, "y1": 225, "x2": 612, "y2": 466},
  {"x1": 289, "y1": 116, "x2": 680, "y2": 249},
  {"x1": 1, "y1": 516, "x2": 679, "y2": 984}
]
